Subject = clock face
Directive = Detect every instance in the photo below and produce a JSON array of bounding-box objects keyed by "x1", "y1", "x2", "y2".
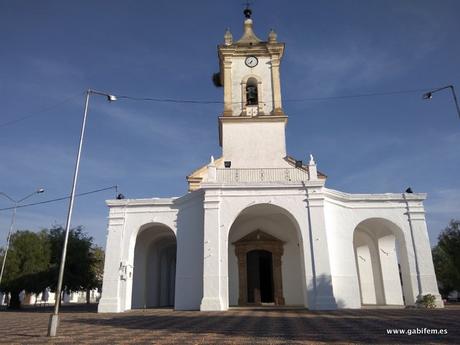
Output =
[{"x1": 245, "y1": 56, "x2": 258, "y2": 68}]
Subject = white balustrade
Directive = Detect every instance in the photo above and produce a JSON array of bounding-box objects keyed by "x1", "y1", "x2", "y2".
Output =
[{"x1": 216, "y1": 168, "x2": 309, "y2": 183}]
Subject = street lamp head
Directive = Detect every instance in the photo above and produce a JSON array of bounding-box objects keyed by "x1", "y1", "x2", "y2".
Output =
[
  {"x1": 422, "y1": 92, "x2": 433, "y2": 100},
  {"x1": 107, "y1": 94, "x2": 117, "y2": 102},
  {"x1": 37, "y1": 188, "x2": 45, "y2": 194}
]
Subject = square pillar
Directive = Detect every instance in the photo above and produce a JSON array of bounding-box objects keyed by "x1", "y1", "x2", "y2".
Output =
[
  {"x1": 305, "y1": 188, "x2": 337, "y2": 310},
  {"x1": 378, "y1": 235, "x2": 404, "y2": 305},
  {"x1": 200, "y1": 190, "x2": 225, "y2": 311},
  {"x1": 405, "y1": 199, "x2": 444, "y2": 307},
  {"x1": 98, "y1": 211, "x2": 125, "y2": 313}
]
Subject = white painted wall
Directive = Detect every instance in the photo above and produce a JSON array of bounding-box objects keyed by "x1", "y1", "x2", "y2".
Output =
[{"x1": 221, "y1": 121, "x2": 291, "y2": 168}]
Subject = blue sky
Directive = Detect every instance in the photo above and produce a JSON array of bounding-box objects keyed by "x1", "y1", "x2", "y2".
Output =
[{"x1": 0, "y1": 0, "x2": 459, "y2": 247}]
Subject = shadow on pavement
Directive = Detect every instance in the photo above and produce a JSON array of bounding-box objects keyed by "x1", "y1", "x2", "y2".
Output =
[{"x1": 67, "y1": 308, "x2": 459, "y2": 344}]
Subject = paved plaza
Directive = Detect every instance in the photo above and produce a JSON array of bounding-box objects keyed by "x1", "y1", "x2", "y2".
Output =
[{"x1": 0, "y1": 304, "x2": 458, "y2": 344}]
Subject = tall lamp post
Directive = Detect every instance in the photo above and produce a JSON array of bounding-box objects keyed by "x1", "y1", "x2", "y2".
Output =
[
  {"x1": 423, "y1": 85, "x2": 460, "y2": 119},
  {"x1": 0, "y1": 188, "x2": 45, "y2": 289},
  {"x1": 48, "y1": 89, "x2": 117, "y2": 337}
]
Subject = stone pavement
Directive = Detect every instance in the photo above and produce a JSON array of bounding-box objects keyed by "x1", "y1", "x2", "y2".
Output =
[{"x1": 0, "y1": 304, "x2": 458, "y2": 344}]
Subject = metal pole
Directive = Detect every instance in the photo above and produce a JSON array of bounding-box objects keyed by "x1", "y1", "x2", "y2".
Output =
[
  {"x1": 0, "y1": 205, "x2": 17, "y2": 288},
  {"x1": 448, "y1": 85, "x2": 460, "y2": 119},
  {"x1": 48, "y1": 89, "x2": 91, "y2": 337}
]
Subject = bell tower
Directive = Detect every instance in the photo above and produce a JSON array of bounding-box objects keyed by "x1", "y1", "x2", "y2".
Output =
[{"x1": 217, "y1": 8, "x2": 289, "y2": 168}]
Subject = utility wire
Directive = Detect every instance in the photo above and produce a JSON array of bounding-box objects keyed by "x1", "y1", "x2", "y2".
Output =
[
  {"x1": 116, "y1": 87, "x2": 432, "y2": 105},
  {"x1": 116, "y1": 95, "x2": 222, "y2": 104},
  {"x1": 0, "y1": 185, "x2": 117, "y2": 212},
  {"x1": 0, "y1": 92, "x2": 82, "y2": 129},
  {"x1": 0, "y1": 87, "x2": 439, "y2": 130},
  {"x1": 283, "y1": 88, "x2": 431, "y2": 102}
]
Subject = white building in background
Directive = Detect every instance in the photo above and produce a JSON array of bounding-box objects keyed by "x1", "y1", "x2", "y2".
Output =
[
  {"x1": 98, "y1": 9, "x2": 443, "y2": 312},
  {"x1": 24, "y1": 289, "x2": 100, "y2": 306}
]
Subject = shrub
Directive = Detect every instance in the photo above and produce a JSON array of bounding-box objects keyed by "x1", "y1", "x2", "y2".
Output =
[{"x1": 417, "y1": 294, "x2": 436, "y2": 308}]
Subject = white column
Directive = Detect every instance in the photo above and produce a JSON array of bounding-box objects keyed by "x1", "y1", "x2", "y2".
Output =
[
  {"x1": 98, "y1": 210, "x2": 125, "y2": 313},
  {"x1": 271, "y1": 56, "x2": 283, "y2": 115},
  {"x1": 200, "y1": 190, "x2": 225, "y2": 310},
  {"x1": 308, "y1": 154, "x2": 318, "y2": 181},
  {"x1": 405, "y1": 198, "x2": 444, "y2": 307},
  {"x1": 305, "y1": 188, "x2": 337, "y2": 310},
  {"x1": 355, "y1": 245, "x2": 377, "y2": 304},
  {"x1": 378, "y1": 235, "x2": 404, "y2": 305},
  {"x1": 207, "y1": 156, "x2": 217, "y2": 182},
  {"x1": 223, "y1": 60, "x2": 233, "y2": 116}
]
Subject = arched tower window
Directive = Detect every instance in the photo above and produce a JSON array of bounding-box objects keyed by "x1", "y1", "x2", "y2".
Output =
[{"x1": 246, "y1": 78, "x2": 258, "y2": 105}]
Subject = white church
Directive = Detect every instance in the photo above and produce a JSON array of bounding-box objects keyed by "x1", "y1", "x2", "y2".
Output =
[{"x1": 98, "y1": 9, "x2": 443, "y2": 312}]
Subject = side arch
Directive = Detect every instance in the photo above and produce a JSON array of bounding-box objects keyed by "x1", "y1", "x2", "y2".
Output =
[
  {"x1": 353, "y1": 217, "x2": 413, "y2": 306},
  {"x1": 131, "y1": 223, "x2": 177, "y2": 309}
]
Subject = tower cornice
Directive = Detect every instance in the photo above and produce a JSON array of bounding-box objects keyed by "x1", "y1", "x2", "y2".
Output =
[{"x1": 218, "y1": 42, "x2": 284, "y2": 59}]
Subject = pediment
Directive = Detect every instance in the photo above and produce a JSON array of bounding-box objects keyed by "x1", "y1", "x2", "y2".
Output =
[{"x1": 233, "y1": 229, "x2": 283, "y2": 244}]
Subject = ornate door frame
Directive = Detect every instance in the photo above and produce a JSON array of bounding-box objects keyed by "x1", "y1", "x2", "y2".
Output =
[{"x1": 233, "y1": 230, "x2": 285, "y2": 306}]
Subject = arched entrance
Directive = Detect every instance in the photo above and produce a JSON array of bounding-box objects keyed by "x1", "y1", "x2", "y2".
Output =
[
  {"x1": 353, "y1": 218, "x2": 412, "y2": 306},
  {"x1": 228, "y1": 204, "x2": 305, "y2": 307},
  {"x1": 132, "y1": 224, "x2": 177, "y2": 309}
]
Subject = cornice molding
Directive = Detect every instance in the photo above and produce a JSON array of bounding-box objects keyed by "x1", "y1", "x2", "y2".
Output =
[
  {"x1": 219, "y1": 115, "x2": 288, "y2": 124},
  {"x1": 218, "y1": 42, "x2": 284, "y2": 59},
  {"x1": 323, "y1": 188, "x2": 427, "y2": 203}
]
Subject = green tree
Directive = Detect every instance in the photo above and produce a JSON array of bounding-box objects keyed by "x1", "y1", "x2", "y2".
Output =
[
  {"x1": 432, "y1": 219, "x2": 460, "y2": 298},
  {"x1": 84, "y1": 245, "x2": 104, "y2": 303},
  {"x1": 0, "y1": 230, "x2": 50, "y2": 308},
  {"x1": 47, "y1": 226, "x2": 97, "y2": 302}
]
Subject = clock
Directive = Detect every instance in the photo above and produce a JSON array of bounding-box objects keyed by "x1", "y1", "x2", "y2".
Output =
[{"x1": 245, "y1": 56, "x2": 258, "y2": 68}]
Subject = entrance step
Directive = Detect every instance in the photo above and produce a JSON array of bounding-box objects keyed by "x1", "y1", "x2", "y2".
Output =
[
  {"x1": 229, "y1": 305, "x2": 305, "y2": 311},
  {"x1": 361, "y1": 304, "x2": 405, "y2": 309}
]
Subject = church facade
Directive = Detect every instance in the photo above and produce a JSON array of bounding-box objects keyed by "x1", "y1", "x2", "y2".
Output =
[{"x1": 98, "y1": 11, "x2": 443, "y2": 312}]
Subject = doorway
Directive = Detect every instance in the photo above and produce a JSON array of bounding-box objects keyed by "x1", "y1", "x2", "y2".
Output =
[{"x1": 247, "y1": 250, "x2": 274, "y2": 303}]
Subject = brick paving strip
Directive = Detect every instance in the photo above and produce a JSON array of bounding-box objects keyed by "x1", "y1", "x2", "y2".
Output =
[{"x1": 0, "y1": 304, "x2": 458, "y2": 344}]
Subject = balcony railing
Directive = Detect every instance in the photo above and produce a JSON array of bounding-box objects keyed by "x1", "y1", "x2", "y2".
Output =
[{"x1": 216, "y1": 168, "x2": 309, "y2": 183}]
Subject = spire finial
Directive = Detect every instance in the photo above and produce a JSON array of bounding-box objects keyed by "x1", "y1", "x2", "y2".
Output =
[
  {"x1": 243, "y1": 1, "x2": 252, "y2": 19},
  {"x1": 268, "y1": 28, "x2": 277, "y2": 43},
  {"x1": 236, "y1": 1, "x2": 261, "y2": 44},
  {"x1": 224, "y1": 28, "x2": 233, "y2": 45}
]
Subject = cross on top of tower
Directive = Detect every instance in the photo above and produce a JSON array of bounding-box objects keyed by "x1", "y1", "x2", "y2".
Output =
[{"x1": 243, "y1": 1, "x2": 253, "y2": 19}]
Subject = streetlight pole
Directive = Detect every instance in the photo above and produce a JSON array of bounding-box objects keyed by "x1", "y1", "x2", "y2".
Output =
[
  {"x1": 48, "y1": 89, "x2": 116, "y2": 337},
  {"x1": 0, "y1": 188, "x2": 45, "y2": 289},
  {"x1": 423, "y1": 85, "x2": 460, "y2": 119}
]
